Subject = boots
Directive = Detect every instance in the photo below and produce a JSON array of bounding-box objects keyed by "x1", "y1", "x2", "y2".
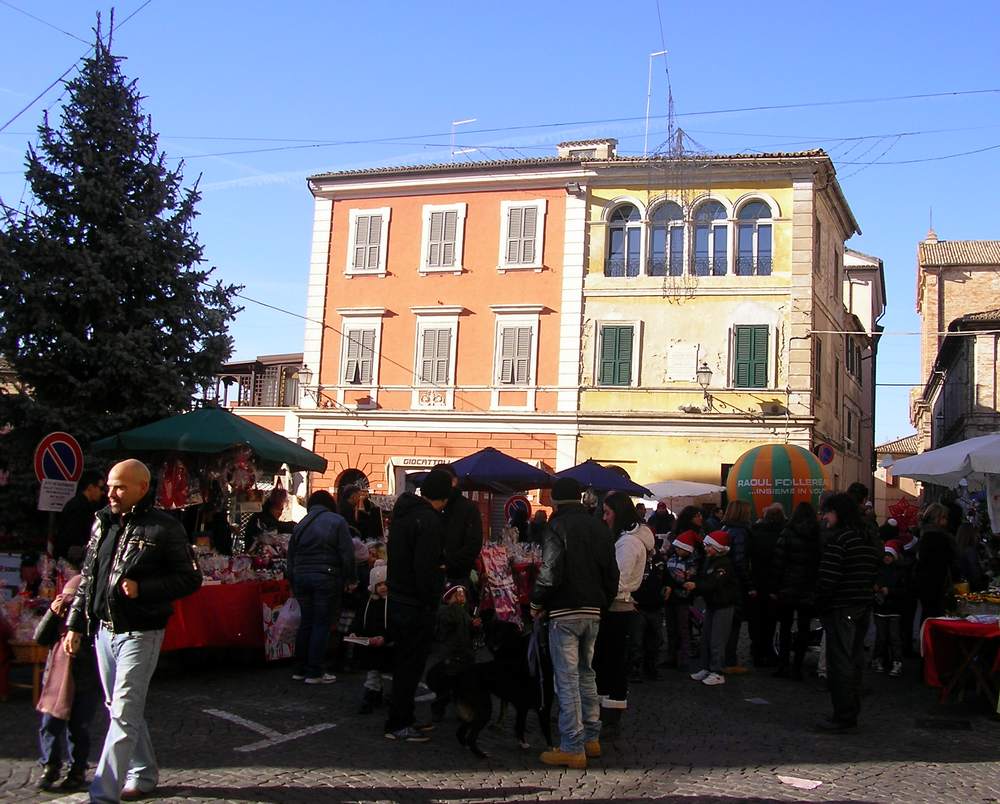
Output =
[
  {"x1": 35, "y1": 764, "x2": 60, "y2": 792},
  {"x1": 359, "y1": 688, "x2": 382, "y2": 714}
]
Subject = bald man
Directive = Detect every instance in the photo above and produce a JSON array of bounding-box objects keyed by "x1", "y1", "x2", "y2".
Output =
[{"x1": 65, "y1": 459, "x2": 201, "y2": 802}]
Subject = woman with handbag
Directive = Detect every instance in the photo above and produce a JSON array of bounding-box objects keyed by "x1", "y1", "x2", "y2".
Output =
[{"x1": 34, "y1": 549, "x2": 100, "y2": 792}]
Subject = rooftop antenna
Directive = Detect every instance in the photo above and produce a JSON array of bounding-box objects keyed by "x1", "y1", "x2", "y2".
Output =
[
  {"x1": 450, "y1": 117, "x2": 477, "y2": 161},
  {"x1": 643, "y1": 50, "x2": 668, "y2": 157}
]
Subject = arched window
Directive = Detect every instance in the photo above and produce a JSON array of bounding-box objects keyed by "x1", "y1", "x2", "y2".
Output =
[
  {"x1": 692, "y1": 201, "x2": 727, "y2": 276},
  {"x1": 605, "y1": 204, "x2": 641, "y2": 277},
  {"x1": 736, "y1": 200, "x2": 773, "y2": 276},
  {"x1": 649, "y1": 202, "x2": 684, "y2": 277}
]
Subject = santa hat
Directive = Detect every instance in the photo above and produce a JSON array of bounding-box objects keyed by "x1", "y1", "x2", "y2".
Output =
[
  {"x1": 442, "y1": 584, "x2": 466, "y2": 603},
  {"x1": 884, "y1": 540, "x2": 903, "y2": 559},
  {"x1": 368, "y1": 559, "x2": 387, "y2": 592},
  {"x1": 672, "y1": 530, "x2": 699, "y2": 552},
  {"x1": 704, "y1": 530, "x2": 731, "y2": 552}
]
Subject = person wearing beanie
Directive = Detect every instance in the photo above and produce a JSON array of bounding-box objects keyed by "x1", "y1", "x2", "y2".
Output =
[
  {"x1": 425, "y1": 584, "x2": 480, "y2": 723},
  {"x1": 357, "y1": 560, "x2": 390, "y2": 714},
  {"x1": 383, "y1": 469, "x2": 451, "y2": 743},
  {"x1": 662, "y1": 530, "x2": 699, "y2": 671},
  {"x1": 432, "y1": 464, "x2": 484, "y2": 591},
  {"x1": 872, "y1": 541, "x2": 906, "y2": 677},
  {"x1": 684, "y1": 530, "x2": 740, "y2": 686},
  {"x1": 531, "y1": 475, "x2": 619, "y2": 770}
]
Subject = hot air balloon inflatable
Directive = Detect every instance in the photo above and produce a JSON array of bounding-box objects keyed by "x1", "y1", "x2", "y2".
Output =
[{"x1": 726, "y1": 443, "x2": 828, "y2": 517}]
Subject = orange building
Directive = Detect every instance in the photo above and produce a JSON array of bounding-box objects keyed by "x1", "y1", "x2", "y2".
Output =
[{"x1": 295, "y1": 146, "x2": 599, "y2": 500}]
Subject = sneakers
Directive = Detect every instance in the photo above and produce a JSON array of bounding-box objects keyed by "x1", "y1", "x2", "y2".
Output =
[
  {"x1": 411, "y1": 722, "x2": 435, "y2": 733},
  {"x1": 584, "y1": 740, "x2": 601, "y2": 758},
  {"x1": 540, "y1": 748, "x2": 587, "y2": 769},
  {"x1": 871, "y1": 659, "x2": 884, "y2": 674},
  {"x1": 291, "y1": 672, "x2": 306, "y2": 680},
  {"x1": 689, "y1": 669, "x2": 710, "y2": 681},
  {"x1": 304, "y1": 673, "x2": 337, "y2": 684},
  {"x1": 702, "y1": 672, "x2": 726, "y2": 686},
  {"x1": 889, "y1": 661, "x2": 903, "y2": 677},
  {"x1": 384, "y1": 726, "x2": 430, "y2": 742}
]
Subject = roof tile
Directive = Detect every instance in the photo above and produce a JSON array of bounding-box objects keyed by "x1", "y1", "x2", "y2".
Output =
[
  {"x1": 875, "y1": 434, "x2": 920, "y2": 455},
  {"x1": 918, "y1": 240, "x2": 1000, "y2": 267}
]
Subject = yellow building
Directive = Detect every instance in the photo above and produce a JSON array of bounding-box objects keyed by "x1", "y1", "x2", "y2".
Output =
[{"x1": 570, "y1": 141, "x2": 882, "y2": 493}]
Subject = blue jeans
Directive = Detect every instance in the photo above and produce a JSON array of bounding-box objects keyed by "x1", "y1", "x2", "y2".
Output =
[
  {"x1": 548, "y1": 616, "x2": 601, "y2": 754},
  {"x1": 92, "y1": 626, "x2": 164, "y2": 803},
  {"x1": 293, "y1": 573, "x2": 340, "y2": 678},
  {"x1": 38, "y1": 684, "x2": 100, "y2": 771}
]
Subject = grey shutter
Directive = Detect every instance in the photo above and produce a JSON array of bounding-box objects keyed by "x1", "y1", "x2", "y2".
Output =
[
  {"x1": 520, "y1": 206, "x2": 537, "y2": 264},
  {"x1": 353, "y1": 216, "x2": 370, "y2": 269},
  {"x1": 514, "y1": 326, "x2": 531, "y2": 384},
  {"x1": 344, "y1": 330, "x2": 362, "y2": 383},
  {"x1": 420, "y1": 328, "x2": 451, "y2": 385},
  {"x1": 506, "y1": 207, "x2": 523, "y2": 263},
  {"x1": 366, "y1": 215, "x2": 381, "y2": 269},
  {"x1": 358, "y1": 329, "x2": 375, "y2": 384},
  {"x1": 441, "y1": 210, "x2": 457, "y2": 267},
  {"x1": 499, "y1": 328, "x2": 516, "y2": 384},
  {"x1": 433, "y1": 329, "x2": 451, "y2": 384},
  {"x1": 420, "y1": 329, "x2": 436, "y2": 383},
  {"x1": 427, "y1": 211, "x2": 443, "y2": 267}
]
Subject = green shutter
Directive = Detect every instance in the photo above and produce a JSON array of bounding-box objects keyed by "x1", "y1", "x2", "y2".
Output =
[
  {"x1": 599, "y1": 325, "x2": 634, "y2": 386},
  {"x1": 734, "y1": 325, "x2": 768, "y2": 388}
]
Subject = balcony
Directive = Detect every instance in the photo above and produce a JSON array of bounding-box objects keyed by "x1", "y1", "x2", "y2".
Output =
[{"x1": 208, "y1": 353, "x2": 303, "y2": 408}]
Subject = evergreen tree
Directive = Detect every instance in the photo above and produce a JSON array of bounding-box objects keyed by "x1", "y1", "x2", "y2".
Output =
[{"x1": 0, "y1": 20, "x2": 241, "y2": 540}]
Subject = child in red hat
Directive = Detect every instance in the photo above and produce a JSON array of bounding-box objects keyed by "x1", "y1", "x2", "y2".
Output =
[
  {"x1": 663, "y1": 530, "x2": 699, "y2": 671},
  {"x1": 684, "y1": 531, "x2": 740, "y2": 686},
  {"x1": 873, "y1": 540, "x2": 906, "y2": 676}
]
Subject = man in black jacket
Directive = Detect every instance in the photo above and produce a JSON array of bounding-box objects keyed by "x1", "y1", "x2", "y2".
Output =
[
  {"x1": 383, "y1": 469, "x2": 452, "y2": 742},
  {"x1": 530, "y1": 478, "x2": 618, "y2": 770},
  {"x1": 434, "y1": 463, "x2": 483, "y2": 587},
  {"x1": 64, "y1": 459, "x2": 201, "y2": 802},
  {"x1": 54, "y1": 470, "x2": 105, "y2": 561}
]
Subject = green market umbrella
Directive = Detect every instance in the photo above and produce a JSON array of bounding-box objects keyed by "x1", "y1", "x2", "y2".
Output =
[{"x1": 91, "y1": 406, "x2": 327, "y2": 472}]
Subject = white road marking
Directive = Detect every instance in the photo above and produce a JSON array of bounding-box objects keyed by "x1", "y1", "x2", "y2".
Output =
[{"x1": 204, "y1": 708, "x2": 336, "y2": 752}]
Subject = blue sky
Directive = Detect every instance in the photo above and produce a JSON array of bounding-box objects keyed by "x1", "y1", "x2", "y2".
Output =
[{"x1": 1, "y1": 1, "x2": 998, "y2": 445}]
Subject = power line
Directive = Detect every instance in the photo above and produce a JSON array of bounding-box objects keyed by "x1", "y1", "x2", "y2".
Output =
[{"x1": 0, "y1": 0, "x2": 90, "y2": 44}]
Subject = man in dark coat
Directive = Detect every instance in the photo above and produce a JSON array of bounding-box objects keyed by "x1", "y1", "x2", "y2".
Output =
[
  {"x1": 54, "y1": 470, "x2": 105, "y2": 561},
  {"x1": 434, "y1": 463, "x2": 483, "y2": 587},
  {"x1": 383, "y1": 469, "x2": 453, "y2": 743}
]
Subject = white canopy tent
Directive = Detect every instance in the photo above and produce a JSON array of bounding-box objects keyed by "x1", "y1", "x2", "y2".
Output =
[
  {"x1": 889, "y1": 434, "x2": 1000, "y2": 487},
  {"x1": 643, "y1": 480, "x2": 726, "y2": 500}
]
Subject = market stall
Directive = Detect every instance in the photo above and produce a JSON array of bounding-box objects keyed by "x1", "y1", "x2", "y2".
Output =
[
  {"x1": 90, "y1": 406, "x2": 326, "y2": 659},
  {"x1": 921, "y1": 616, "x2": 1000, "y2": 703}
]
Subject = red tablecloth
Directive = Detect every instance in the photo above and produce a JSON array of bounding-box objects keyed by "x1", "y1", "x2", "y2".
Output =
[
  {"x1": 162, "y1": 579, "x2": 289, "y2": 653},
  {"x1": 921, "y1": 617, "x2": 1000, "y2": 687}
]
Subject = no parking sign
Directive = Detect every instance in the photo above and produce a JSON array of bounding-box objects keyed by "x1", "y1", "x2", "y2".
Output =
[{"x1": 34, "y1": 431, "x2": 83, "y2": 512}]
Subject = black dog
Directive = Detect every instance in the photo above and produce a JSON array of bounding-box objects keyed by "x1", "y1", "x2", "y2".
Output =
[{"x1": 453, "y1": 616, "x2": 554, "y2": 758}]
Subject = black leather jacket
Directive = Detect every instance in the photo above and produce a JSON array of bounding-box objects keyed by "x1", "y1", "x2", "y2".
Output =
[
  {"x1": 530, "y1": 502, "x2": 619, "y2": 618},
  {"x1": 67, "y1": 499, "x2": 202, "y2": 635}
]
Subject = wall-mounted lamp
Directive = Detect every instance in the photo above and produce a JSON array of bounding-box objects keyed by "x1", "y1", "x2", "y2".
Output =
[
  {"x1": 292, "y1": 366, "x2": 318, "y2": 405},
  {"x1": 696, "y1": 362, "x2": 714, "y2": 410}
]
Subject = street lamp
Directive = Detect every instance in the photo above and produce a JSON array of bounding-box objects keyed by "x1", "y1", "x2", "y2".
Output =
[{"x1": 696, "y1": 362, "x2": 714, "y2": 410}]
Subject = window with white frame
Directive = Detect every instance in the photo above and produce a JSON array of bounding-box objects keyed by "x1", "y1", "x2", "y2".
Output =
[
  {"x1": 692, "y1": 200, "x2": 728, "y2": 276},
  {"x1": 345, "y1": 207, "x2": 391, "y2": 276},
  {"x1": 419, "y1": 203, "x2": 467, "y2": 274},
  {"x1": 649, "y1": 202, "x2": 684, "y2": 277},
  {"x1": 735, "y1": 200, "x2": 773, "y2": 276},
  {"x1": 844, "y1": 405, "x2": 858, "y2": 453},
  {"x1": 605, "y1": 204, "x2": 642, "y2": 277},
  {"x1": 490, "y1": 304, "x2": 542, "y2": 410},
  {"x1": 499, "y1": 199, "x2": 546, "y2": 270},
  {"x1": 335, "y1": 307, "x2": 385, "y2": 406},
  {"x1": 411, "y1": 306, "x2": 461, "y2": 409},
  {"x1": 597, "y1": 322, "x2": 640, "y2": 387}
]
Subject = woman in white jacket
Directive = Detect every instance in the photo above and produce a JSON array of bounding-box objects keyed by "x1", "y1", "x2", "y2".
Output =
[{"x1": 593, "y1": 491, "x2": 655, "y2": 735}]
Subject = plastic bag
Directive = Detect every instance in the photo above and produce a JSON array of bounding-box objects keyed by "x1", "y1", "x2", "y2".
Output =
[{"x1": 274, "y1": 597, "x2": 301, "y2": 643}]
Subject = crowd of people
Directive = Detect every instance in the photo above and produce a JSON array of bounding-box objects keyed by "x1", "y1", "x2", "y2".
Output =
[{"x1": 30, "y1": 462, "x2": 1000, "y2": 795}]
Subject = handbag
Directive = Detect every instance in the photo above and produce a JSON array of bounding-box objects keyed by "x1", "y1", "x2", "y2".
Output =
[{"x1": 33, "y1": 607, "x2": 64, "y2": 648}]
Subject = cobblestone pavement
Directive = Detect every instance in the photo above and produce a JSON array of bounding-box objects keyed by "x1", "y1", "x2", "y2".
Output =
[{"x1": 1, "y1": 649, "x2": 998, "y2": 803}]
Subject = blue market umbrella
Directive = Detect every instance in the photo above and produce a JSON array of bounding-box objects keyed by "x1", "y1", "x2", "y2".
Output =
[
  {"x1": 555, "y1": 459, "x2": 651, "y2": 497},
  {"x1": 448, "y1": 447, "x2": 554, "y2": 492}
]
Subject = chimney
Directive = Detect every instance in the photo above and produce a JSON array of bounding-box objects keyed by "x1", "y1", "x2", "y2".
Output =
[
  {"x1": 556, "y1": 139, "x2": 618, "y2": 160},
  {"x1": 923, "y1": 228, "x2": 938, "y2": 244}
]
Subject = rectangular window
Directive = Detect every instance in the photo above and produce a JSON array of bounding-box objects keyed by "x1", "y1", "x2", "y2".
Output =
[
  {"x1": 733, "y1": 325, "x2": 769, "y2": 389},
  {"x1": 757, "y1": 224, "x2": 772, "y2": 275},
  {"x1": 669, "y1": 227, "x2": 684, "y2": 276},
  {"x1": 649, "y1": 226, "x2": 666, "y2": 277},
  {"x1": 418, "y1": 328, "x2": 452, "y2": 385},
  {"x1": 353, "y1": 214, "x2": 382, "y2": 271},
  {"x1": 694, "y1": 224, "x2": 710, "y2": 276},
  {"x1": 505, "y1": 205, "x2": 538, "y2": 265},
  {"x1": 598, "y1": 325, "x2": 634, "y2": 386},
  {"x1": 498, "y1": 326, "x2": 532, "y2": 385},
  {"x1": 343, "y1": 328, "x2": 376, "y2": 385},
  {"x1": 427, "y1": 210, "x2": 457, "y2": 268},
  {"x1": 845, "y1": 408, "x2": 856, "y2": 453},
  {"x1": 834, "y1": 358, "x2": 841, "y2": 417},
  {"x1": 814, "y1": 337, "x2": 823, "y2": 401},
  {"x1": 737, "y1": 224, "x2": 753, "y2": 276},
  {"x1": 712, "y1": 224, "x2": 727, "y2": 275}
]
